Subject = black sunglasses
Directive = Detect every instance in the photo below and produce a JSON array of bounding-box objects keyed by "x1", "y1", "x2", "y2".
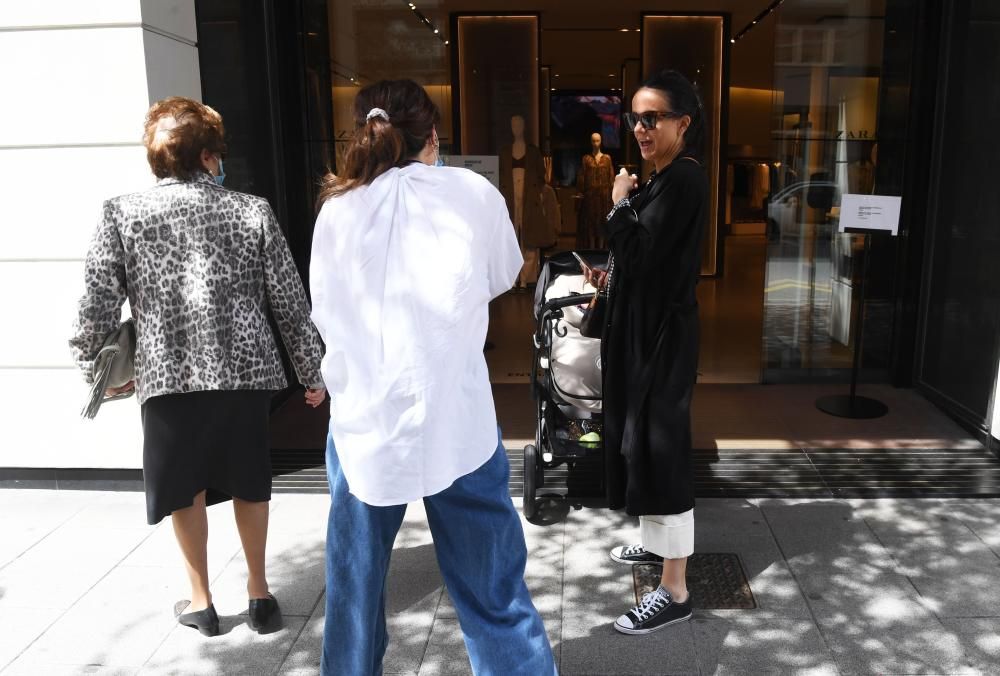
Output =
[{"x1": 623, "y1": 111, "x2": 683, "y2": 130}]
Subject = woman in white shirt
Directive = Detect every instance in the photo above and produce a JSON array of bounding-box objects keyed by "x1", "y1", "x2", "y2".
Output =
[{"x1": 310, "y1": 79, "x2": 556, "y2": 676}]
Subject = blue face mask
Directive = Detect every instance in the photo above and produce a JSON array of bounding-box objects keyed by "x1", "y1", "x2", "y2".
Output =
[
  {"x1": 434, "y1": 155, "x2": 445, "y2": 167},
  {"x1": 214, "y1": 158, "x2": 226, "y2": 185}
]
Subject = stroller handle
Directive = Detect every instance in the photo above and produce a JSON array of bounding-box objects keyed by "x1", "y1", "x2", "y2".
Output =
[
  {"x1": 538, "y1": 293, "x2": 592, "y2": 317},
  {"x1": 534, "y1": 291, "x2": 594, "y2": 349}
]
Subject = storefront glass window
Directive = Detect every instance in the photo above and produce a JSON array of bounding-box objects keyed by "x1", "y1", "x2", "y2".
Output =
[
  {"x1": 320, "y1": 1, "x2": 904, "y2": 386},
  {"x1": 327, "y1": 0, "x2": 452, "y2": 167},
  {"x1": 763, "y1": 0, "x2": 891, "y2": 381}
]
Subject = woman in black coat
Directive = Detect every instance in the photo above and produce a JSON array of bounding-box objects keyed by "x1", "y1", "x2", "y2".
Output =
[{"x1": 596, "y1": 70, "x2": 708, "y2": 635}]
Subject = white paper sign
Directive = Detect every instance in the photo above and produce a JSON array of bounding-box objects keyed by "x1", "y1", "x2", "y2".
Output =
[
  {"x1": 839, "y1": 194, "x2": 902, "y2": 235},
  {"x1": 444, "y1": 155, "x2": 500, "y2": 189}
]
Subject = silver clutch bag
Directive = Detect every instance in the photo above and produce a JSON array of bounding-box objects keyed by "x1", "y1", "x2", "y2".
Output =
[{"x1": 81, "y1": 319, "x2": 136, "y2": 419}]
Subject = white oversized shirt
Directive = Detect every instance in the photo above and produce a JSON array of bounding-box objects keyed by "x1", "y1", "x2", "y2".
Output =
[{"x1": 310, "y1": 164, "x2": 523, "y2": 506}]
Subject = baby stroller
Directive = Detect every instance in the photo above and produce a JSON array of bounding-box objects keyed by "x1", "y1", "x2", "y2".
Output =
[{"x1": 522, "y1": 250, "x2": 609, "y2": 520}]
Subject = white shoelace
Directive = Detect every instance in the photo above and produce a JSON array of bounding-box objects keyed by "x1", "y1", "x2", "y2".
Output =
[
  {"x1": 621, "y1": 544, "x2": 646, "y2": 557},
  {"x1": 631, "y1": 589, "x2": 671, "y2": 622}
]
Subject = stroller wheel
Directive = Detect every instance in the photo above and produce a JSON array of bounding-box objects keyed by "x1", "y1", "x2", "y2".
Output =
[{"x1": 523, "y1": 444, "x2": 539, "y2": 520}]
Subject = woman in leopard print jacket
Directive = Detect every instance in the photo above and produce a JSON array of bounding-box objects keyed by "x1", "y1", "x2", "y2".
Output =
[{"x1": 69, "y1": 97, "x2": 325, "y2": 637}]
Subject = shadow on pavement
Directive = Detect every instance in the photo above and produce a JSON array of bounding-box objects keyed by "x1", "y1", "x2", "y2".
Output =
[{"x1": 555, "y1": 499, "x2": 1000, "y2": 674}]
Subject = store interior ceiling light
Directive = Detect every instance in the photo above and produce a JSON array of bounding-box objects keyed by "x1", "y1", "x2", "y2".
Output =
[
  {"x1": 404, "y1": 0, "x2": 448, "y2": 46},
  {"x1": 732, "y1": 0, "x2": 784, "y2": 43},
  {"x1": 332, "y1": 63, "x2": 364, "y2": 86}
]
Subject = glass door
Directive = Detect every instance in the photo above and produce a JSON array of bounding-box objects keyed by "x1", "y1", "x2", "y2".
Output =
[{"x1": 763, "y1": 0, "x2": 892, "y2": 382}]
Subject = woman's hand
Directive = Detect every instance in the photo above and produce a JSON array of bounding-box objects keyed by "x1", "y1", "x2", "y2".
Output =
[
  {"x1": 305, "y1": 387, "x2": 327, "y2": 408},
  {"x1": 584, "y1": 266, "x2": 608, "y2": 290},
  {"x1": 612, "y1": 168, "x2": 638, "y2": 204},
  {"x1": 105, "y1": 381, "x2": 135, "y2": 398}
]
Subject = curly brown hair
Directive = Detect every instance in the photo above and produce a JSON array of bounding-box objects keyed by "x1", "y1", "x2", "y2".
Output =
[{"x1": 143, "y1": 97, "x2": 227, "y2": 180}]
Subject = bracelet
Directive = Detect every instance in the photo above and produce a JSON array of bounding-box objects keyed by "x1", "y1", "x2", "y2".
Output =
[{"x1": 606, "y1": 196, "x2": 632, "y2": 221}]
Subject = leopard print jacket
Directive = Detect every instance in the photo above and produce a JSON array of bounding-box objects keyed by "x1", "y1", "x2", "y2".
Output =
[{"x1": 70, "y1": 172, "x2": 324, "y2": 404}]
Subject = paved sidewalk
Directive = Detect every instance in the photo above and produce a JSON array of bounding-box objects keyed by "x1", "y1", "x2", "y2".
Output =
[{"x1": 2, "y1": 489, "x2": 1000, "y2": 675}]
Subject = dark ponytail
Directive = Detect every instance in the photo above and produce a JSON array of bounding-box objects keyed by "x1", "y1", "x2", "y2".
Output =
[
  {"x1": 637, "y1": 70, "x2": 705, "y2": 161},
  {"x1": 319, "y1": 79, "x2": 441, "y2": 201}
]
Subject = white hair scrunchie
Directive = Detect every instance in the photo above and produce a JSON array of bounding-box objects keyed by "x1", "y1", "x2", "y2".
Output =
[{"x1": 366, "y1": 108, "x2": 390, "y2": 123}]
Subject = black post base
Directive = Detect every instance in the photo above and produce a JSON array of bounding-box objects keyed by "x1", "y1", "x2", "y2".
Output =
[{"x1": 816, "y1": 394, "x2": 889, "y2": 419}]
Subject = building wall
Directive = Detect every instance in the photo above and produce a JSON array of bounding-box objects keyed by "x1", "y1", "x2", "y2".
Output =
[
  {"x1": 914, "y1": 0, "x2": 1000, "y2": 437},
  {"x1": 0, "y1": 0, "x2": 200, "y2": 468}
]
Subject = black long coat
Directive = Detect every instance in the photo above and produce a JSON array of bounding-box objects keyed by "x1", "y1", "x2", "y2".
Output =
[{"x1": 600, "y1": 158, "x2": 708, "y2": 516}]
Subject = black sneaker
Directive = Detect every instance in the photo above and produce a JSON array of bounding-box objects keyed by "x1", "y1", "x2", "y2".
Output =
[
  {"x1": 609, "y1": 544, "x2": 664, "y2": 565},
  {"x1": 614, "y1": 586, "x2": 692, "y2": 635}
]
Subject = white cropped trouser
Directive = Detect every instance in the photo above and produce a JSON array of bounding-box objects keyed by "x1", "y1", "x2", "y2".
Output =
[{"x1": 639, "y1": 509, "x2": 694, "y2": 559}]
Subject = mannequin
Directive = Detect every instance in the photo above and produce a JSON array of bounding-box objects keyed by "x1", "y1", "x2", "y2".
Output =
[
  {"x1": 576, "y1": 132, "x2": 615, "y2": 249},
  {"x1": 499, "y1": 115, "x2": 551, "y2": 288}
]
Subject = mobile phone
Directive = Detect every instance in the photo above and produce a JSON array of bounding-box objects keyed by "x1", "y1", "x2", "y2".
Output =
[{"x1": 571, "y1": 251, "x2": 591, "y2": 273}]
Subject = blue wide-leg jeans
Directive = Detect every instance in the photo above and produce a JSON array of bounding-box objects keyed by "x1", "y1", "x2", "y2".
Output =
[{"x1": 321, "y1": 430, "x2": 557, "y2": 676}]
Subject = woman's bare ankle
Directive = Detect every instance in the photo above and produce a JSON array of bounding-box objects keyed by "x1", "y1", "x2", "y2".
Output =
[
  {"x1": 247, "y1": 580, "x2": 270, "y2": 600},
  {"x1": 664, "y1": 586, "x2": 689, "y2": 603},
  {"x1": 188, "y1": 591, "x2": 212, "y2": 611}
]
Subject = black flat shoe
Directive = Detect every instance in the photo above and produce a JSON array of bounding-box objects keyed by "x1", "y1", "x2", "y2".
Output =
[
  {"x1": 249, "y1": 593, "x2": 281, "y2": 632},
  {"x1": 174, "y1": 600, "x2": 220, "y2": 637}
]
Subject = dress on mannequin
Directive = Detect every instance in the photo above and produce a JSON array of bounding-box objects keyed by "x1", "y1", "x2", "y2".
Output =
[
  {"x1": 576, "y1": 134, "x2": 614, "y2": 250},
  {"x1": 499, "y1": 115, "x2": 551, "y2": 288}
]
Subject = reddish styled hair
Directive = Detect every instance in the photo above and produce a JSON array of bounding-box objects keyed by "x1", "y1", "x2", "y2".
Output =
[{"x1": 143, "y1": 97, "x2": 227, "y2": 180}]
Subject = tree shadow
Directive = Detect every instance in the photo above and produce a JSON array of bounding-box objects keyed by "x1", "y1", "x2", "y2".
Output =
[
  {"x1": 557, "y1": 498, "x2": 1000, "y2": 675},
  {"x1": 132, "y1": 498, "x2": 1000, "y2": 674}
]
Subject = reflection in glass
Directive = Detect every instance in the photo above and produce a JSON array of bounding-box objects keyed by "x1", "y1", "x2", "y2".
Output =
[
  {"x1": 763, "y1": 0, "x2": 891, "y2": 381},
  {"x1": 456, "y1": 15, "x2": 540, "y2": 154},
  {"x1": 642, "y1": 14, "x2": 725, "y2": 276},
  {"x1": 327, "y1": 0, "x2": 452, "y2": 168}
]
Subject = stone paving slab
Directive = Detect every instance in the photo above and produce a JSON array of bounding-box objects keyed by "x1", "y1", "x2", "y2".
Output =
[
  {"x1": 0, "y1": 606, "x2": 62, "y2": 672},
  {"x1": 3, "y1": 667, "x2": 138, "y2": 676},
  {"x1": 817, "y1": 618, "x2": 979, "y2": 676},
  {"x1": 939, "y1": 619, "x2": 1000, "y2": 675},
  {"x1": 759, "y1": 500, "x2": 939, "y2": 625},
  {"x1": 120, "y1": 514, "x2": 242, "y2": 578},
  {"x1": 692, "y1": 615, "x2": 839, "y2": 676},
  {"x1": 279, "y1": 605, "x2": 325, "y2": 676},
  {"x1": 142, "y1": 617, "x2": 310, "y2": 676},
  {"x1": 3, "y1": 491, "x2": 1000, "y2": 675},
  {"x1": 0, "y1": 526, "x2": 154, "y2": 612},
  {"x1": 561, "y1": 619, "x2": 700, "y2": 676},
  {"x1": 0, "y1": 493, "x2": 90, "y2": 569},
  {"x1": 7, "y1": 564, "x2": 182, "y2": 670},
  {"x1": 416, "y1": 617, "x2": 562, "y2": 676}
]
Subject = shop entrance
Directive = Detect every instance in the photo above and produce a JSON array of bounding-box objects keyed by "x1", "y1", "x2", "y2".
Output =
[
  {"x1": 197, "y1": 0, "x2": 898, "y2": 395},
  {"x1": 192, "y1": 1, "x2": 998, "y2": 478},
  {"x1": 324, "y1": 3, "x2": 764, "y2": 385}
]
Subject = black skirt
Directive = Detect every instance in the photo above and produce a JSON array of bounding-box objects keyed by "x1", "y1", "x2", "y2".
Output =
[{"x1": 141, "y1": 390, "x2": 273, "y2": 525}]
